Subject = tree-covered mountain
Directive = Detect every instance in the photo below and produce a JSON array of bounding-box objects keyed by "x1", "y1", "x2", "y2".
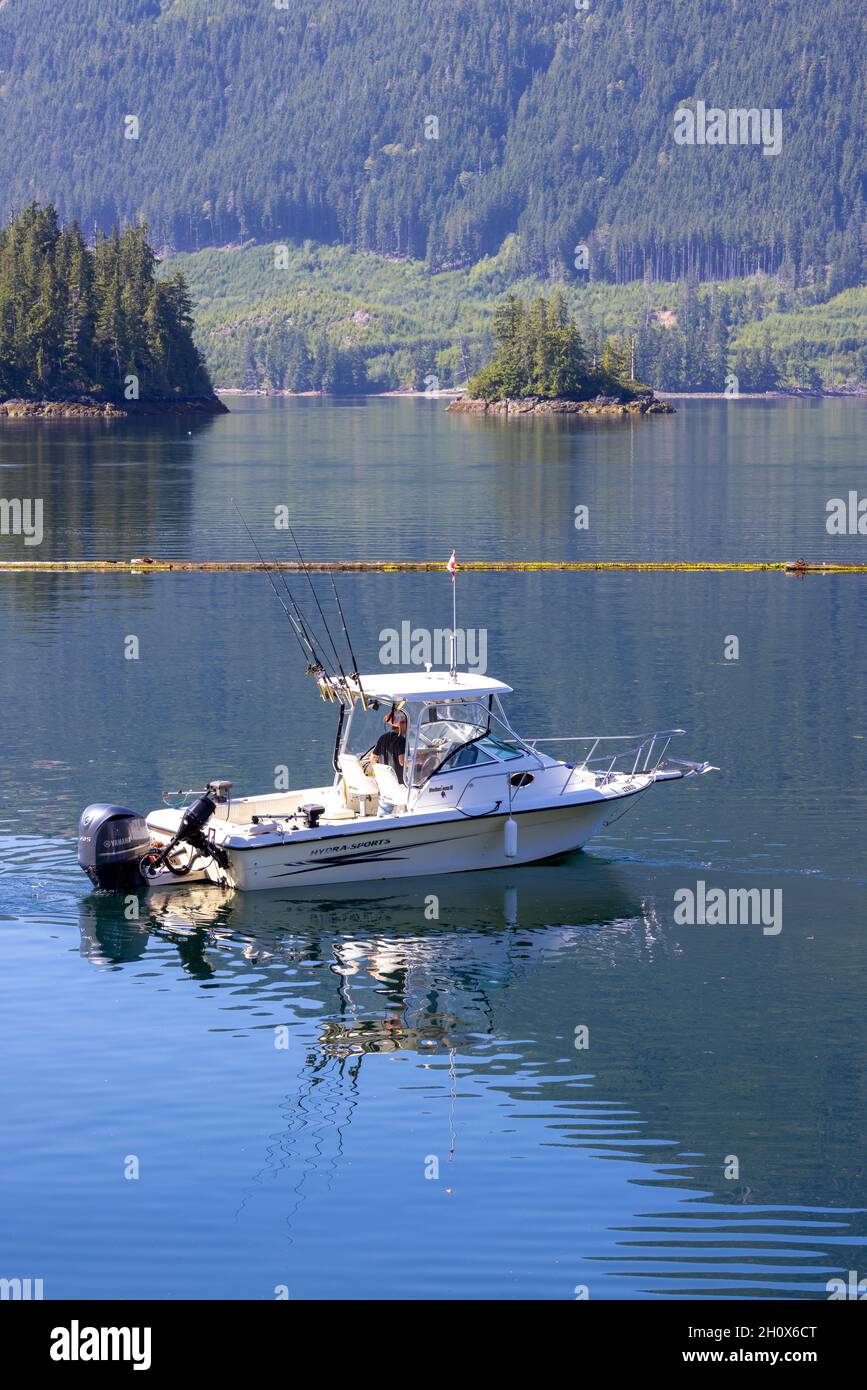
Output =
[
  {"x1": 0, "y1": 204, "x2": 214, "y2": 400},
  {"x1": 0, "y1": 0, "x2": 863, "y2": 290}
]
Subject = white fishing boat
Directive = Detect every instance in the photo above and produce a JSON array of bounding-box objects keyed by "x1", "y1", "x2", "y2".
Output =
[
  {"x1": 77, "y1": 547, "x2": 714, "y2": 893},
  {"x1": 78, "y1": 664, "x2": 714, "y2": 893}
]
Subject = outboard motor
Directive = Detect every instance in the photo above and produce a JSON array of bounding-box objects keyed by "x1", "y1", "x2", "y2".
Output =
[{"x1": 78, "y1": 804, "x2": 150, "y2": 892}]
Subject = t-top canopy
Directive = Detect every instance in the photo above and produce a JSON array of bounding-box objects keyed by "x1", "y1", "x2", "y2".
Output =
[{"x1": 348, "y1": 670, "x2": 513, "y2": 703}]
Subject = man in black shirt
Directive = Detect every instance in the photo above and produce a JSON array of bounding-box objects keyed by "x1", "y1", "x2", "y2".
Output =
[{"x1": 370, "y1": 708, "x2": 407, "y2": 784}]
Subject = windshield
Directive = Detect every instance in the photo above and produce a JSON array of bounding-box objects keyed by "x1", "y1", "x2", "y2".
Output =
[
  {"x1": 341, "y1": 698, "x2": 528, "y2": 790},
  {"x1": 343, "y1": 703, "x2": 407, "y2": 760},
  {"x1": 407, "y1": 701, "x2": 525, "y2": 787}
]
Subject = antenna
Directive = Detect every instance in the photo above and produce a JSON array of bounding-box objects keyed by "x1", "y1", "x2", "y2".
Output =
[{"x1": 447, "y1": 549, "x2": 458, "y2": 676}]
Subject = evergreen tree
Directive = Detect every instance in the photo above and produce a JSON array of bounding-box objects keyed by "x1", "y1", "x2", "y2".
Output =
[
  {"x1": 0, "y1": 203, "x2": 215, "y2": 399},
  {"x1": 468, "y1": 294, "x2": 623, "y2": 401}
]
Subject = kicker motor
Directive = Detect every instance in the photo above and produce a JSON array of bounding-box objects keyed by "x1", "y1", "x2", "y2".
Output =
[
  {"x1": 78, "y1": 782, "x2": 230, "y2": 891},
  {"x1": 139, "y1": 792, "x2": 225, "y2": 881}
]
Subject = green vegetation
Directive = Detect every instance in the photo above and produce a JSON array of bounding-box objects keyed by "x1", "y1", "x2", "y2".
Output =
[
  {"x1": 0, "y1": 0, "x2": 862, "y2": 293},
  {"x1": 729, "y1": 289, "x2": 867, "y2": 391},
  {"x1": 466, "y1": 292, "x2": 639, "y2": 402},
  {"x1": 0, "y1": 204, "x2": 213, "y2": 400},
  {"x1": 167, "y1": 238, "x2": 867, "y2": 393},
  {"x1": 1, "y1": 1, "x2": 861, "y2": 393}
]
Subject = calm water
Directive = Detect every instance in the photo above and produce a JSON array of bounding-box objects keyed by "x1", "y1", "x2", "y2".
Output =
[
  {"x1": 0, "y1": 394, "x2": 864, "y2": 562},
  {"x1": 1, "y1": 398, "x2": 865, "y2": 1300}
]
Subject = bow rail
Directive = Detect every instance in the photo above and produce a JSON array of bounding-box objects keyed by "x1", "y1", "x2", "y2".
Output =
[{"x1": 528, "y1": 729, "x2": 687, "y2": 784}]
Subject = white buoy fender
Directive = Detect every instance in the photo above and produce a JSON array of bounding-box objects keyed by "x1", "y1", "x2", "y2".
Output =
[{"x1": 504, "y1": 816, "x2": 518, "y2": 858}]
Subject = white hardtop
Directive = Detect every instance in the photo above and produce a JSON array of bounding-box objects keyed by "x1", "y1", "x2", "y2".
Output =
[{"x1": 348, "y1": 670, "x2": 513, "y2": 703}]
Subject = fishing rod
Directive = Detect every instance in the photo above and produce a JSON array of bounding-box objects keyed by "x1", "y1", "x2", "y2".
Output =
[
  {"x1": 283, "y1": 519, "x2": 353, "y2": 699},
  {"x1": 329, "y1": 573, "x2": 367, "y2": 709},
  {"x1": 273, "y1": 564, "x2": 348, "y2": 700},
  {"x1": 232, "y1": 499, "x2": 314, "y2": 666},
  {"x1": 231, "y1": 499, "x2": 328, "y2": 680},
  {"x1": 272, "y1": 562, "x2": 331, "y2": 671}
]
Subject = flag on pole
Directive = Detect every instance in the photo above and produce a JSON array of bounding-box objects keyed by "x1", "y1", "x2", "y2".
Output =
[{"x1": 447, "y1": 551, "x2": 458, "y2": 674}]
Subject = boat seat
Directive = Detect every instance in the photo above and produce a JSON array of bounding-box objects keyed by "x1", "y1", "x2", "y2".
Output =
[
  {"x1": 337, "y1": 753, "x2": 379, "y2": 815},
  {"x1": 371, "y1": 762, "x2": 409, "y2": 813},
  {"x1": 338, "y1": 753, "x2": 379, "y2": 795},
  {"x1": 321, "y1": 787, "x2": 357, "y2": 821}
]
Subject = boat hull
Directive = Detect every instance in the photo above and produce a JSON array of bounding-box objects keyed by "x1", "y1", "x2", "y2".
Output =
[{"x1": 221, "y1": 796, "x2": 629, "y2": 891}]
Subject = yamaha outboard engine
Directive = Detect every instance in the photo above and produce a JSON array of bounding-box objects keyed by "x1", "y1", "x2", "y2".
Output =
[{"x1": 78, "y1": 804, "x2": 150, "y2": 892}]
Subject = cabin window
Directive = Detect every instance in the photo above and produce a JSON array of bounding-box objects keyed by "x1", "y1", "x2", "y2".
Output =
[
  {"x1": 436, "y1": 743, "x2": 497, "y2": 773},
  {"x1": 475, "y1": 734, "x2": 523, "y2": 761},
  {"x1": 408, "y1": 701, "x2": 491, "y2": 785}
]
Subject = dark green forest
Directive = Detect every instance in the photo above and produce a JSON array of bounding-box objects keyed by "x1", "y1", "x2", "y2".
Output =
[
  {"x1": 238, "y1": 323, "x2": 367, "y2": 395},
  {"x1": 0, "y1": 0, "x2": 863, "y2": 291},
  {"x1": 0, "y1": 204, "x2": 213, "y2": 399}
]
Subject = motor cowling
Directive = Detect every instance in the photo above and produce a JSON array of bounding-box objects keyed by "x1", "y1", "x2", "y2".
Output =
[
  {"x1": 176, "y1": 795, "x2": 216, "y2": 841},
  {"x1": 78, "y1": 804, "x2": 150, "y2": 892}
]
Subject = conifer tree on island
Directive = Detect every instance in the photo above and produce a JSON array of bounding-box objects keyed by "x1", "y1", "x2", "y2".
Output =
[
  {"x1": 467, "y1": 292, "x2": 646, "y2": 403},
  {"x1": 0, "y1": 203, "x2": 218, "y2": 404}
]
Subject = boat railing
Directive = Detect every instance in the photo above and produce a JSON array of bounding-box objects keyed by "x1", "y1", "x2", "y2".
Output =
[
  {"x1": 527, "y1": 729, "x2": 686, "y2": 789},
  {"x1": 418, "y1": 730, "x2": 688, "y2": 814}
]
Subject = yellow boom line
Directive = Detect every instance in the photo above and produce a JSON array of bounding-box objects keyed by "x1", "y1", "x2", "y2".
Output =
[{"x1": 0, "y1": 560, "x2": 864, "y2": 575}]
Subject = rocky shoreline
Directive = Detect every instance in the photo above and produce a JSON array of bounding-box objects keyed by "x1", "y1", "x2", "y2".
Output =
[
  {"x1": 0, "y1": 395, "x2": 229, "y2": 419},
  {"x1": 446, "y1": 392, "x2": 674, "y2": 418}
]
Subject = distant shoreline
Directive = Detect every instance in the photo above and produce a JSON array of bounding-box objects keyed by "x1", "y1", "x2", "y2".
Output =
[
  {"x1": 656, "y1": 388, "x2": 866, "y2": 400},
  {"x1": 5, "y1": 390, "x2": 860, "y2": 418},
  {"x1": 215, "y1": 387, "x2": 466, "y2": 398},
  {"x1": 215, "y1": 387, "x2": 865, "y2": 402},
  {"x1": 0, "y1": 396, "x2": 229, "y2": 419}
]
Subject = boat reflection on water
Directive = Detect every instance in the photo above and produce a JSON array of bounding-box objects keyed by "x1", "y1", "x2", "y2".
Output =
[
  {"x1": 75, "y1": 860, "x2": 866, "y2": 1299},
  {"x1": 77, "y1": 858, "x2": 649, "y2": 1026}
]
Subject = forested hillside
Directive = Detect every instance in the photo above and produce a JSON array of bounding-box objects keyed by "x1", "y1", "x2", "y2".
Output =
[
  {"x1": 168, "y1": 239, "x2": 867, "y2": 392},
  {"x1": 0, "y1": 0, "x2": 863, "y2": 288}
]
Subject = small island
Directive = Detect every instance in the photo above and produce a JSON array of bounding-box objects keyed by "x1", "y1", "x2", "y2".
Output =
[
  {"x1": 447, "y1": 292, "x2": 673, "y2": 418},
  {"x1": 0, "y1": 203, "x2": 226, "y2": 417}
]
